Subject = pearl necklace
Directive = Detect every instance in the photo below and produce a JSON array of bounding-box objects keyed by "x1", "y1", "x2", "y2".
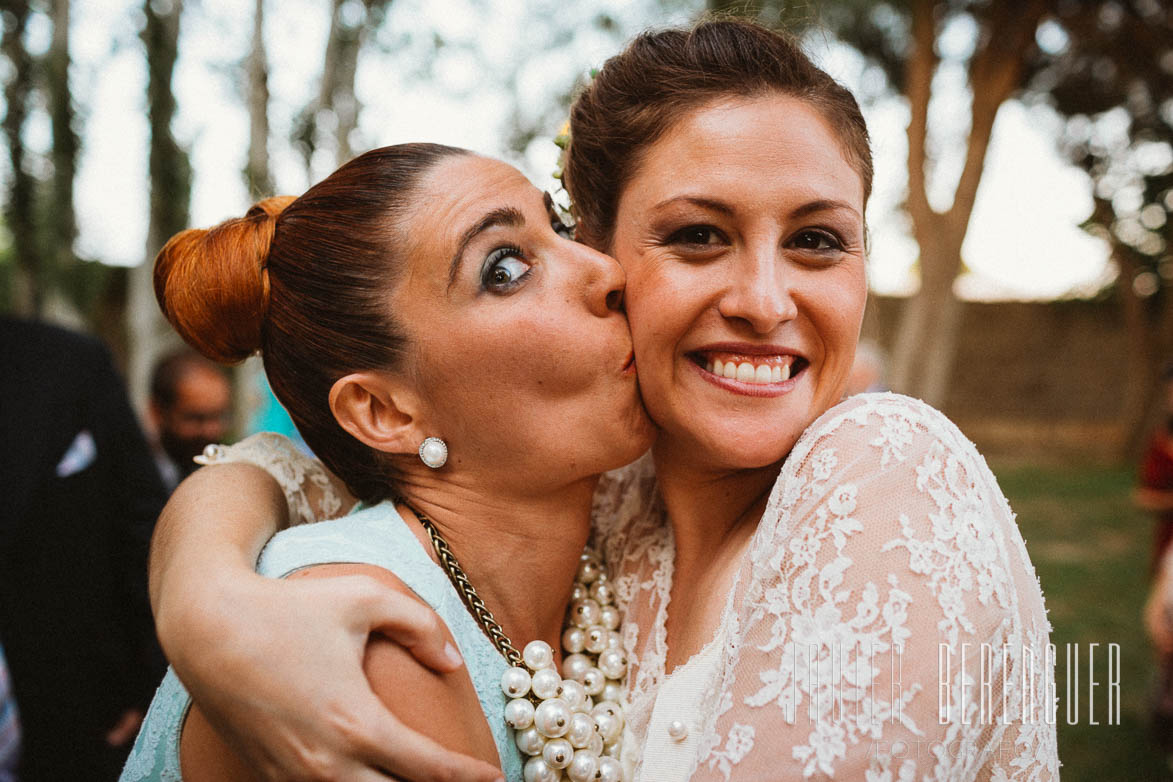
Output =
[{"x1": 401, "y1": 498, "x2": 627, "y2": 782}]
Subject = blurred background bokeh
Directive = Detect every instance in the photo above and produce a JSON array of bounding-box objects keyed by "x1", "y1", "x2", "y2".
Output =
[{"x1": 0, "y1": 0, "x2": 1170, "y2": 778}]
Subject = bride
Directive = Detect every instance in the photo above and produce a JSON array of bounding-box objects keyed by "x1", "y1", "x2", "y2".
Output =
[{"x1": 141, "y1": 19, "x2": 1058, "y2": 781}]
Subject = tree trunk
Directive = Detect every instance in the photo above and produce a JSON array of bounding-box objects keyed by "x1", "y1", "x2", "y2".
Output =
[
  {"x1": 295, "y1": 0, "x2": 388, "y2": 175},
  {"x1": 887, "y1": 0, "x2": 939, "y2": 397},
  {"x1": 1117, "y1": 244, "x2": 1173, "y2": 458},
  {"x1": 46, "y1": 0, "x2": 77, "y2": 279},
  {"x1": 320, "y1": 0, "x2": 362, "y2": 167},
  {"x1": 2, "y1": 4, "x2": 41, "y2": 316},
  {"x1": 890, "y1": 212, "x2": 967, "y2": 404},
  {"x1": 244, "y1": 0, "x2": 273, "y2": 199},
  {"x1": 142, "y1": 0, "x2": 190, "y2": 258},
  {"x1": 130, "y1": 0, "x2": 190, "y2": 412},
  {"x1": 889, "y1": 0, "x2": 1047, "y2": 405}
]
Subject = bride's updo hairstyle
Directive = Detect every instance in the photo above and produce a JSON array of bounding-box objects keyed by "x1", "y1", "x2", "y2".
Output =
[
  {"x1": 564, "y1": 18, "x2": 873, "y2": 249},
  {"x1": 155, "y1": 143, "x2": 469, "y2": 502}
]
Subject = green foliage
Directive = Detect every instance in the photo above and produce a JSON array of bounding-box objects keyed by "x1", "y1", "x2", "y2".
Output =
[
  {"x1": 1039, "y1": 1, "x2": 1172, "y2": 290},
  {"x1": 998, "y1": 459, "x2": 1170, "y2": 780}
]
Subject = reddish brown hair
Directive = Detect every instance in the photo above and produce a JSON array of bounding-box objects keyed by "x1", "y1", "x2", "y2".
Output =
[
  {"x1": 564, "y1": 18, "x2": 873, "y2": 249},
  {"x1": 155, "y1": 143, "x2": 469, "y2": 501}
]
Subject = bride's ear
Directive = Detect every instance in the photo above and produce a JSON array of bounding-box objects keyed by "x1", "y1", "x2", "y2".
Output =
[{"x1": 329, "y1": 371, "x2": 422, "y2": 455}]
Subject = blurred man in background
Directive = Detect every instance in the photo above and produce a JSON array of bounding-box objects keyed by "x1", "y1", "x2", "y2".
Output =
[
  {"x1": 148, "y1": 349, "x2": 232, "y2": 491},
  {"x1": 0, "y1": 317, "x2": 167, "y2": 779},
  {"x1": 0, "y1": 644, "x2": 17, "y2": 782},
  {"x1": 1139, "y1": 363, "x2": 1173, "y2": 754},
  {"x1": 1139, "y1": 363, "x2": 1173, "y2": 578}
]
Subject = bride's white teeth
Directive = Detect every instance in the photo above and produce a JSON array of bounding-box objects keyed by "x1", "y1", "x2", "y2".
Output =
[{"x1": 702, "y1": 353, "x2": 796, "y2": 383}]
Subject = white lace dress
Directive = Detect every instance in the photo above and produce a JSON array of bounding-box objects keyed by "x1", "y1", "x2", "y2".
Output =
[{"x1": 205, "y1": 393, "x2": 1059, "y2": 781}]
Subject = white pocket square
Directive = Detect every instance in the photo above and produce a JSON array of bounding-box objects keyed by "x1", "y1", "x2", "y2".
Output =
[{"x1": 56, "y1": 429, "x2": 97, "y2": 478}]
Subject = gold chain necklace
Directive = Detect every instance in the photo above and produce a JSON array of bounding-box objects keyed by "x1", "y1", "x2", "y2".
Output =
[
  {"x1": 398, "y1": 496, "x2": 524, "y2": 666},
  {"x1": 394, "y1": 497, "x2": 629, "y2": 780}
]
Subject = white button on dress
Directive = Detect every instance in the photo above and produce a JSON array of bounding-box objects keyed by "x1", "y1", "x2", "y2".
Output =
[{"x1": 637, "y1": 631, "x2": 724, "y2": 780}]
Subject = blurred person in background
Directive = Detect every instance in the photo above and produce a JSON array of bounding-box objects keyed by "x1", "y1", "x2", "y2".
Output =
[
  {"x1": 1139, "y1": 362, "x2": 1173, "y2": 756},
  {"x1": 148, "y1": 350, "x2": 232, "y2": 492},
  {"x1": 1139, "y1": 362, "x2": 1173, "y2": 580},
  {"x1": 0, "y1": 317, "x2": 168, "y2": 779},
  {"x1": 0, "y1": 644, "x2": 17, "y2": 782}
]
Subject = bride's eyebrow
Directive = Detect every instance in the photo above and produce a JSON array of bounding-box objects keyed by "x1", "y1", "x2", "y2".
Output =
[
  {"x1": 650, "y1": 195, "x2": 736, "y2": 216},
  {"x1": 788, "y1": 199, "x2": 860, "y2": 220},
  {"x1": 447, "y1": 206, "x2": 525, "y2": 289}
]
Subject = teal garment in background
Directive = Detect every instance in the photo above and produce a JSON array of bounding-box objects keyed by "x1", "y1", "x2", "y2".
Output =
[
  {"x1": 120, "y1": 502, "x2": 522, "y2": 781},
  {"x1": 246, "y1": 372, "x2": 309, "y2": 452},
  {"x1": 0, "y1": 643, "x2": 19, "y2": 782}
]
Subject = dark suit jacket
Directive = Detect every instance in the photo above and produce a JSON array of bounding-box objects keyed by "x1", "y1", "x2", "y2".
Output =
[{"x1": 0, "y1": 318, "x2": 167, "y2": 780}]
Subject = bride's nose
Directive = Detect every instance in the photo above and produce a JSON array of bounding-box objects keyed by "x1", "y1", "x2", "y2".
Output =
[{"x1": 718, "y1": 243, "x2": 797, "y2": 333}]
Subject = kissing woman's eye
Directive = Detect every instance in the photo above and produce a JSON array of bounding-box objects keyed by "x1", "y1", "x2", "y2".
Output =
[
  {"x1": 789, "y1": 229, "x2": 843, "y2": 252},
  {"x1": 667, "y1": 225, "x2": 726, "y2": 246},
  {"x1": 481, "y1": 246, "x2": 531, "y2": 292}
]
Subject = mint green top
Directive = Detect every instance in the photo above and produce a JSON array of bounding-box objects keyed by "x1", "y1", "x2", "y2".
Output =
[{"x1": 120, "y1": 501, "x2": 522, "y2": 781}]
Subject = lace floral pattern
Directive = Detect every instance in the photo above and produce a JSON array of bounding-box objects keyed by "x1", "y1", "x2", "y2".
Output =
[
  {"x1": 593, "y1": 394, "x2": 1058, "y2": 781},
  {"x1": 196, "y1": 432, "x2": 352, "y2": 523}
]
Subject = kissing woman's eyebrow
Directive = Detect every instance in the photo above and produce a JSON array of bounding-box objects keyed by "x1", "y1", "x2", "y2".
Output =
[{"x1": 447, "y1": 206, "x2": 526, "y2": 289}]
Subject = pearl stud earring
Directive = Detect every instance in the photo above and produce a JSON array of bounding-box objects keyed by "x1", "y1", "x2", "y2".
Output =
[{"x1": 418, "y1": 437, "x2": 448, "y2": 469}]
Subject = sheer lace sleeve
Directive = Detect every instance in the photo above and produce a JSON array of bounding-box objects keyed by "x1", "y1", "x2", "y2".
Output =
[
  {"x1": 591, "y1": 451, "x2": 659, "y2": 582},
  {"x1": 692, "y1": 393, "x2": 1058, "y2": 781},
  {"x1": 195, "y1": 432, "x2": 356, "y2": 525}
]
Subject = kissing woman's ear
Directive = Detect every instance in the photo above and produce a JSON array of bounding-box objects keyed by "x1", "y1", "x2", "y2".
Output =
[{"x1": 329, "y1": 372, "x2": 428, "y2": 456}]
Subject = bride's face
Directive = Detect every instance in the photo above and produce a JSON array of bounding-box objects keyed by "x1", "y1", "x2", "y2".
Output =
[
  {"x1": 393, "y1": 155, "x2": 653, "y2": 490},
  {"x1": 608, "y1": 94, "x2": 868, "y2": 471}
]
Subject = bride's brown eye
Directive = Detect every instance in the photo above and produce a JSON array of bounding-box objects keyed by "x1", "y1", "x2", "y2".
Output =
[
  {"x1": 791, "y1": 230, "x2": 841, "y2": 251},
  {"x1": 668, "y1": 225, "x2": 723, "y2": 245}
]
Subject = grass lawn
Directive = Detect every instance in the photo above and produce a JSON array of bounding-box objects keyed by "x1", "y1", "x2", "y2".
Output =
[{"x1": 995, "y1": 460, "x2": 1169, "y2": 781}]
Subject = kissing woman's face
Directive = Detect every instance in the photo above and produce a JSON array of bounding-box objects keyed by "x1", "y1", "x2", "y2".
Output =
[{"x1": 393, "y1": 156, "x2": 653, "y2": 493}]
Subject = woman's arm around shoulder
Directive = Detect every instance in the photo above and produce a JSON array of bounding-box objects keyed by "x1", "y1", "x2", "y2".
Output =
[
  {"x1": 151, "y1": 433, "x2": 502, "y2": 782},
  {"x1": 179, "y1": 563, "x2": 501, "y2": 782}
]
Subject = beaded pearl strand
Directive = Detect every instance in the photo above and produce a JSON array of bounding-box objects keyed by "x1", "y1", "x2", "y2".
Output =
[{"x1": 500, "y1": 550, "x2": 628, "y2": 782}]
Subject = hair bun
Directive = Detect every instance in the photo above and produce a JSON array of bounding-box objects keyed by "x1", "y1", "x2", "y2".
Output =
[{"x1": 153, "y1": 195, "x2": 296, "y2": 364}]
